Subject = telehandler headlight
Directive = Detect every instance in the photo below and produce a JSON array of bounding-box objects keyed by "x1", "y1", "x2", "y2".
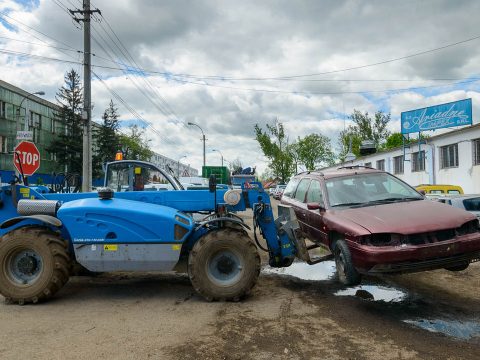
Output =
[{"x1": 224, "y1": 190, "x2": 241, "y2": 206}]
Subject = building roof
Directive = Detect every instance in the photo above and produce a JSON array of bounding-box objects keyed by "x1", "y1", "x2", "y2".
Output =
[
  {"x1": 0, "y1": 79, "x2": 61, "y2": 110},
  {"x1": 335, "y1": 122, "x2": 480, "y2": 165}
]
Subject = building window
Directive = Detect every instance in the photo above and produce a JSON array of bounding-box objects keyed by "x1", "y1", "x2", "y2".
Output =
[
  {"x1": 440, "y1": 144, "x2": 459, "y2": 169},
  {"x1": 50, "y1": 118, "x2": 55, "y2": 133},
  {"x1": 376, "y1": 159, "x2": 385, "y2": 171},
  {"x1": 0, "y1": 136, "x2": 7, "y2": 153},
  {"x1": 364, "y1": 162, "x2": 372, "y2": 168},
  {"x1": 411, "y1": 151, "x2": 426, "y2": 172},
  {"x1": 473, "y1": 139, "x2": 480, "y2": 166},
  {"x1": 393, "y1": 156, "x2": 404, "y2": 174},
  {"x1": 0, "y1": 101, "x2": 5, "y2": 118}
]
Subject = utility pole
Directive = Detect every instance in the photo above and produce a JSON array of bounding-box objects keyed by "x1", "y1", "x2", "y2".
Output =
[{"x1": 70, "y1": 1, "x2": 101, "y2": 192}]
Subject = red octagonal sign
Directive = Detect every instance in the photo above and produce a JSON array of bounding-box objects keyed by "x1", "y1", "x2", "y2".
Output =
[{"x1": 14, "y1": 141, "x2": 41, "y2": 176}]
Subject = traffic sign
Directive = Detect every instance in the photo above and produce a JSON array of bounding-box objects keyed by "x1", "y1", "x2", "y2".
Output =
[
  {"x1": 14, "y1": 141, "x2": 41, "y2": 176},
  {"x1": 16, "y1": 131, "x2": 33, "y2": 141}
]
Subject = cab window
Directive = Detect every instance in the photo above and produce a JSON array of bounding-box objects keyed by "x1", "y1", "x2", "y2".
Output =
[{"x1": 106, "y1": 162, "x2": 174, "y2": 192}]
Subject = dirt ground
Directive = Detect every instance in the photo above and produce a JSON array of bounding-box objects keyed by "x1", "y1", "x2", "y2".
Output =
[{"x1": 0, "y1": 202, "x2": 479, "y2": 359}]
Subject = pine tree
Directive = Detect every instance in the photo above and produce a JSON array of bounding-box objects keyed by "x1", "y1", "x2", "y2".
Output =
[
  {"x1": 93, "y1": 100, "x2": 120, "y2": 178},
  {"x1": 47, "y1": 69, "x2": 83, "y2": 174}
]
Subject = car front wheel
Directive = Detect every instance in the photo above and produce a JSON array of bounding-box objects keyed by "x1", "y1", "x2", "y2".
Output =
[{"x1": 334, "y1": 239, "x2": 362, "y2": 286}]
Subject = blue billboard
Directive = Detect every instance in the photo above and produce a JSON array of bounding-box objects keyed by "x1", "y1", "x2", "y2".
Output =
[{"x1": 401, "y1": 98, "x2": 472, "y2": 134}]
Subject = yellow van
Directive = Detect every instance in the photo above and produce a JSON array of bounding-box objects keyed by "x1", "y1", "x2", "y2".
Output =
[{"x1": 415, "y1": 184, "x2": 464, "y2": 195}]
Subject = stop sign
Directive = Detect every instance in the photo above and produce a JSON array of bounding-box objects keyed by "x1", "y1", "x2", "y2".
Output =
[{"x1": 13, "y1": 141, "x2": 41, "y2": 176}]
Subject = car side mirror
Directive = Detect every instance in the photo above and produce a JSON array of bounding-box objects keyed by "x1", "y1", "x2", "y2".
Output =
[
  {"x1": 307, "y1": 202, "x2": 325, "y2": 211},
  {"x1": 418, "y1": 189, "x2": 426, "y2": 195}
]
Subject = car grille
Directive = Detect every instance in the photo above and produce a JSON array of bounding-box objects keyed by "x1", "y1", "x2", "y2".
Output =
[{"x1": 367, "y1": 219, "x2": 479, "y2": 246}]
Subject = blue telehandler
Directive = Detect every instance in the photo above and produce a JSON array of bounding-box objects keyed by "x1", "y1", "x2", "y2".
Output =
[{"x1": 0, "y1": 160, "x2": 315, "y2": 304}]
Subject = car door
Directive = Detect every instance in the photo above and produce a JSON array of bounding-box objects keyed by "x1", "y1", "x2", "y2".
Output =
[
  {"x1": 305, "y1": 179, "x2": 328, "y2": 245},
  {"x1": 290, "y1": 178, "x2": 311, "y2": 235}
]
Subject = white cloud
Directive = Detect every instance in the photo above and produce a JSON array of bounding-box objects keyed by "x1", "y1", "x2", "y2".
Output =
[{"x1": 1, "y1": 0, "x2": 480, "y2": 176}]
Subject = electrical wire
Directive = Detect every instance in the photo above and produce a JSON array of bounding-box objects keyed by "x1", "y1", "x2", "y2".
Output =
[
  {"x1": 3, "y1": 48, "x2": 479, "y2": 96},
  {"x1": 0, "y1": 36, "x2": 82, "y2": 53}
]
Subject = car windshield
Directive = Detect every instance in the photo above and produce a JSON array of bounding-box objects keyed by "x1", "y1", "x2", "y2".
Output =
[{"x1": 326, "y1": 172, "x2": 423, "y2": 208}]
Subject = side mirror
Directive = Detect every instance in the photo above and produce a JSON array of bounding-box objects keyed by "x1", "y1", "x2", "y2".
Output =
[
  {"x1": 307, "y1": 202, "x2": 325, "y2": 211},
  {"x1": 418, "y1": 189, "x2": 426, "y2": 196},
  {"x1": 209, "y1": 175, "x2": 217, "y2": 193}
]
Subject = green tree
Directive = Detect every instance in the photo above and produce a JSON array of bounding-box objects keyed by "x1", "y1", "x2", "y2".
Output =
[
  {"x1": 383, "y1": 132, "x2": 405, "y2": 150},
  {"x1": 230, "y1": 158, "x2": 243, "y2": 175},
  {"x1": 93, "y1": 100, "x2": 120, "y2": 178},
  {"x1": 296, "y1": 133, "x2": 335, "y2": 170},
  {"x1": 254, "y1": 121, "x2": 294, "y2": 183},
  {"x1": 383, "y1": 132, "x2": 430, "y2": 151},
  {"x1": 118, "y1": 125, "x2": 153, "y2": 161},
  {"x1": 47, "y1": 69, "x2": 83, "y2": 174},
  {"x1": 338, "y1": 110, "x2": 391, "y2": 159}
]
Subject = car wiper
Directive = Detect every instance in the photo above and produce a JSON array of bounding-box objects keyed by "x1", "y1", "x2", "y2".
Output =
[
  {"x1": 330, "y1": 202, "x2": 365, "y2": 208},
  {"x1": 367, "y1": 197, "x2": 423, "y2": 204}
]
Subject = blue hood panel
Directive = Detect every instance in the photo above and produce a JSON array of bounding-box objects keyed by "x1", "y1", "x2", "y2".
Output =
[{"x1": 58, "y1": 197, "x2": 193, "y2": 244}]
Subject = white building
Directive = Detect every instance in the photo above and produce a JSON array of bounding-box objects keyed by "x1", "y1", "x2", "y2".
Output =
[
  {"x1": 150, "y1": 152, "x2": 198, "y2": 177},
  {"x1": 325, "y1": 123, "x2": 480, "y2": 193}
]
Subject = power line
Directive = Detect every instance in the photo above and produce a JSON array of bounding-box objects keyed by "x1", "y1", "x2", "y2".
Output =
[
  {"x1": 95, "y1": 13, "x2": 182, "y2": 124},
  {"x1": 0, "y1": 36, "x2": 82, "y2": 53},
  {"x1": 0, "y1": 10, "x2": 78, "y2": 51},
  {"x1": 2, "y1": 48, "x2": 480, "y2": 96},
  {"x1": 1, "y1": 35, "x2": 467, "y2": 84},
  {"x1": 92, "y1": 71, "x2": 179, "y2": 146},
  {"x1": 148, "y1": 34, "x2": 480, "y2": 81}
]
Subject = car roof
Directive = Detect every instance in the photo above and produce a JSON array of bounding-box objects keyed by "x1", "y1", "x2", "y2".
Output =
[{"x1": 295, "y1": 166, "x2": 384, "y2": 180}]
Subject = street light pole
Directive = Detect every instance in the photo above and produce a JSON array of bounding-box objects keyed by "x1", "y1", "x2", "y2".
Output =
[
  {"x1": 212, "y1": 149, "x2": 223, "y2": 167},
  {"x1": 16, "y1": 91, "x2": 45, "y2": 134},
  {"x1": 187, "y1": 122, "x2": 206, "y2": 167}
]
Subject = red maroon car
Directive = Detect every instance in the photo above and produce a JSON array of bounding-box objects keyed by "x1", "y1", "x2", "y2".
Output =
[{"x1": 281, "y1": 166, "x2": 480, "y2": 285}]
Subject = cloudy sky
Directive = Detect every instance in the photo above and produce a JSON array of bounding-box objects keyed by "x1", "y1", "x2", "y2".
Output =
[{"x1": 1, "y1": 0, "x2": 480, "y2": 175}]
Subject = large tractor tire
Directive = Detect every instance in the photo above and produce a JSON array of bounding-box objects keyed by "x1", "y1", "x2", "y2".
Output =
[
  {"x1": 188, "y1": 229, "x2": 260, "y2": 301},
  {"x1": 334, "y1": 239, "x2": 362, "y2": 286},
  {"x1": 0, "y1": 227, "x2": 70, "y2": 304}
]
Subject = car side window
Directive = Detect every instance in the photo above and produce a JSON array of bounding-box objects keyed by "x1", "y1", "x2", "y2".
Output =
[
  {"x1": 294, "y1": 179, "x2": 311, "y2": 202},
  {"x1": 306, "y1": 179, "x2": 323, "y2": 205},
  {"x1": 283, "y1": 178, "x2": 300, "y2": 198}
]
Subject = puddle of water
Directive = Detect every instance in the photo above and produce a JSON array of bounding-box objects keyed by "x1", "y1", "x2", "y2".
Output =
[
  {"x1": 262, "y1": 261, "x2": 336, "y2": 281},
  {"x1": 335, "y1": 285, "x2": 407, "y2": 303},
  {"x1": 403, "y1": 319, "x2": 480, "y2": 340}
]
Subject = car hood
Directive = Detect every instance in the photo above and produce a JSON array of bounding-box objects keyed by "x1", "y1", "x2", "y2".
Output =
[{"x1": 331, "y1": 200, "x2": 475, "y2": 234}]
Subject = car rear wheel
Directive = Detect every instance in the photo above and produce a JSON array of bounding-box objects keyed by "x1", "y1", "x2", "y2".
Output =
[{"x1": 334, "y1": 239, "x2": 362, "y2": 286}]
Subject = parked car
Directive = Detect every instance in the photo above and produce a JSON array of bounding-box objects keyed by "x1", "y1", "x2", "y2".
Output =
[
  {"x1": 281, "y1": 167, "x2": 480, "y2": 286},
  {"x1": 436, "y1": 195, "x2": 480, "y2": 219},
  {"x1": 415, "y1": 184, "x2": 464, "y2": 195},
  {"x1": 273, "y1": 184, "x2": 287, "y2": 199}
]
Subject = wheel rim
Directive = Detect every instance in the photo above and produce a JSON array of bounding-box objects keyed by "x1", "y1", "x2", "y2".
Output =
[
  {"x1": 335, "y1": 248, "x2": 346, "y2": 283},
  {"x1": 206, "y1": 249, "x2": 244, "y2": 287},
  {"x1": 5, "y1": 248, "x2": 43, "y2": 285}
]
